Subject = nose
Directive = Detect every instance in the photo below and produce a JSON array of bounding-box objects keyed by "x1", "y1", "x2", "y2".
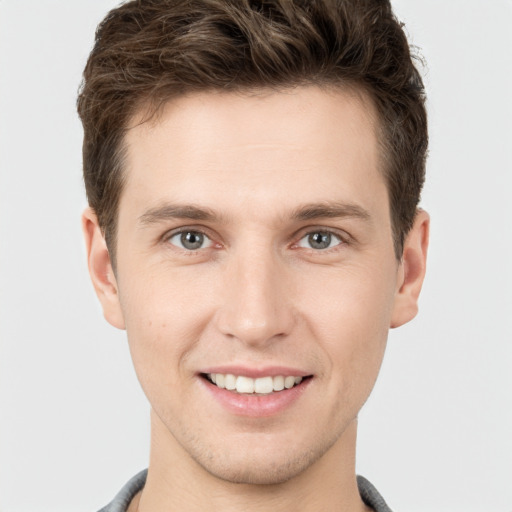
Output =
[{"x1": 215, "y1": 245, "x2": 295, "y2": 347}]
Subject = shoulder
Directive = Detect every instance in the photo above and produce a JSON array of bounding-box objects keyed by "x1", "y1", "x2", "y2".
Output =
[
  {"x1": 97, "y1": 469, "x2": 147, "y2": 512},
  {"x1": 357, "y1": 475, "x2": 393, "y2": 512}
]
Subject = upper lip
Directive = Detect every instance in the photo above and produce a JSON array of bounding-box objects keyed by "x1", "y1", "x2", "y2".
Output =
[{"x1": 199, "y1": 365, "x2": 311, "y2": 378}]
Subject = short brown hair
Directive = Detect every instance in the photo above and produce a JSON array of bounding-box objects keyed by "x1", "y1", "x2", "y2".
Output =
[{"x1": 77, "y1": 0, "x2": 427, "y2": 260}]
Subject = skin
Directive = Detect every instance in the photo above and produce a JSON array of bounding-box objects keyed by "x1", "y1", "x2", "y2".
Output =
[{"x1": 83, "y1": 86, "x2": 429, "y2": 512}]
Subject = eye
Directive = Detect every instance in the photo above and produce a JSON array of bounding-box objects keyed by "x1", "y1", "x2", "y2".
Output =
[
  {"x1": 167, "y1": 230, "x2": 213, "y2": 251},
  {"x1": 297, "y1": 231, "x2": 344, "y2": 250}
]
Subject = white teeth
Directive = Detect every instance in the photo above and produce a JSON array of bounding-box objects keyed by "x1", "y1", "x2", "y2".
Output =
[
  {"x1": 254, "y1": 376, "x2": 273, "y2": 394},
  {"x1": 215, "y1": 373, "x2": 225, "y2": 389},
  {"x1": 236, "y1": 376, "x2": 254, "y2": 394},
  {"x1": 284, "y1": 376, "x2": 296, "y2": 389},
  {"x1": 273, "y1": 375, "x2": 285, "y2": 391},
  {"x1": 207, "y1": 373, "x2": 306, "y2": 394},
  {"x1": 224, "y1": 374, "x2": 236, "y2": 390}
]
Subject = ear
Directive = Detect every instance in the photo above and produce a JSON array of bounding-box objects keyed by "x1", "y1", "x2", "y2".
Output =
[
  {"x1": 82, "y1": 208, "x2": 125, "y2": 330},
  {"x1": 390, "y1": 209, "x2": 430, "y2": 328}
]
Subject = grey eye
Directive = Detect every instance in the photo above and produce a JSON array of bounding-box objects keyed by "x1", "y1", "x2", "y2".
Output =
[
  {"x1": 168, "y1": 231, "x2": 212, "y2": 250},
  {"x1": 298, "y1": 231, "x2": 342, "y2": 250}
]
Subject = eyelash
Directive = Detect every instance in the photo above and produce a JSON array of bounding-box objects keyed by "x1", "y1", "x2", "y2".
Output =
[
  {"x1": 163, "y1": 228, "x2": 215, "y2": 252},
  {"x1": 294, "y1": 229, "x2": 347, "y2": 252},
  {"x1": 162, "y1": 226, "x2": 350, "y2": 255}
]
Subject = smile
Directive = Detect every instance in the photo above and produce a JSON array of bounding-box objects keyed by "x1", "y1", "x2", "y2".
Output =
[{"x1": 206, "y1": 373, "x2": 305, "y2": 394}]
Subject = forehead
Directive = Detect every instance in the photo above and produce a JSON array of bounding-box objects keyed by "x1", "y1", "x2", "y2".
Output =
[{"x1": 121, "y1": 86, "x2": 387, "y2": 222}]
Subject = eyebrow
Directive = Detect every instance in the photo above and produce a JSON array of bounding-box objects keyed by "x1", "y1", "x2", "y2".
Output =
[
  {"x1": 292, "y1": 202, "x2": 372, "y2": 222},
  {"x1": 138, "y1": 204, "x2": 217, "y2": 226},
  {"x1": 138, "y1": 201, "x2": 371, "y2": 227}
]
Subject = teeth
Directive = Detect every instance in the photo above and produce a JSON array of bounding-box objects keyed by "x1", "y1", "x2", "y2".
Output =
[
  {"x1": 254, "y1": 376, "x2": 273, "y2": 394},
  {"x1": 236, "y1": 376, "x2": 255, "y2": 393},
  {"x1": 216, "y1": 374, "x2": 225, "y2": 389},
  {"x1": 284, "y1": 376, "x2": 295, "y2": 389},
  {"x1": 273, "y1": 375, "x2": 285, "y2": 391},
  {"x1": 207, "y1": 373, "x2": 305, "y2": 394},
  {"x1": 224, "y1": 374, "x2": 236, "y2": 390}
]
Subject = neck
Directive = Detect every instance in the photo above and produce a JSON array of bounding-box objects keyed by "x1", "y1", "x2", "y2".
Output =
[{"x1": 136, "y1": 410, "x2": 370, "y2": 512}]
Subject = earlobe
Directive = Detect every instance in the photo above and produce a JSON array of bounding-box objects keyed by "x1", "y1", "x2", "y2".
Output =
[
  {"x1": 82, "y1": 208, "x2": 126, "y2": 330},
  {"x1": 390, "y1": 209, "x2": 430, "y2": 329}
]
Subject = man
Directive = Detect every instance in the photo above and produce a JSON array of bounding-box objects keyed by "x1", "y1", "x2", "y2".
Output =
[{"x1": 78, "y1": 1, "x2": 429, "y2": 511}]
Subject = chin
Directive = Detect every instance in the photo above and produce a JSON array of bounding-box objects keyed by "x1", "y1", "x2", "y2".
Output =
[
  {"x1": 191, "y1": 437, "x2": 336, "y2": 486},
  {"x1": 201, "y1": 455, "x2": 313, "y2": 485}
]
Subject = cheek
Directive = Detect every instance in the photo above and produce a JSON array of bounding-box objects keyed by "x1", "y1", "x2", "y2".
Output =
[
  {"x1": 119, "y1": 260, "x2": 214, "y2": 333},
  {"x1": 118, "y1": 269, "x2": 213, "y2": 397},
  {"x1": 299, "y1": 262, "x2": 396, "y2": 340},
  {"x1": 299, "y1": 265, "x2": 395, "y2": 396}
]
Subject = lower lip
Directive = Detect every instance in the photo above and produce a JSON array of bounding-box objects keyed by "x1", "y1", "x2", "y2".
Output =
[{"x1": 200, "y1": 377, "x2": 311, "y2": 417}]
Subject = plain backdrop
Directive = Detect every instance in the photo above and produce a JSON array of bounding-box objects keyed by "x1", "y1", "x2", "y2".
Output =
[{"x1": 0, "y1": 1, "x2": 511, "y2": 511}]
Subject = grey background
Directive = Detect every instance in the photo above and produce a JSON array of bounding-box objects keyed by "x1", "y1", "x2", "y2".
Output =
[{"x1": 0, "y1": 1, "x2": 511, "y2": 511}]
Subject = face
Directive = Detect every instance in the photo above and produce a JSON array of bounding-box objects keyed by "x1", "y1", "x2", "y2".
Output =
[{"x1": 84, "y1": 86, "x2": 428, "y2": 485}]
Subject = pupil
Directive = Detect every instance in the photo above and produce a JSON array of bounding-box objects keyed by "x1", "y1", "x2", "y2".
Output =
[
  {"x1": 181, "y1": 231, "x2": 203, "y2": 249},
  {"x1": 309, "y1": 232, "x2": 331, "y2": 249}
]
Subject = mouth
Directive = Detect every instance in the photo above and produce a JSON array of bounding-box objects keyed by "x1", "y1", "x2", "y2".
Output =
[{"x1": 201, "y1": 373, "x2": 311, "y2": 395}]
